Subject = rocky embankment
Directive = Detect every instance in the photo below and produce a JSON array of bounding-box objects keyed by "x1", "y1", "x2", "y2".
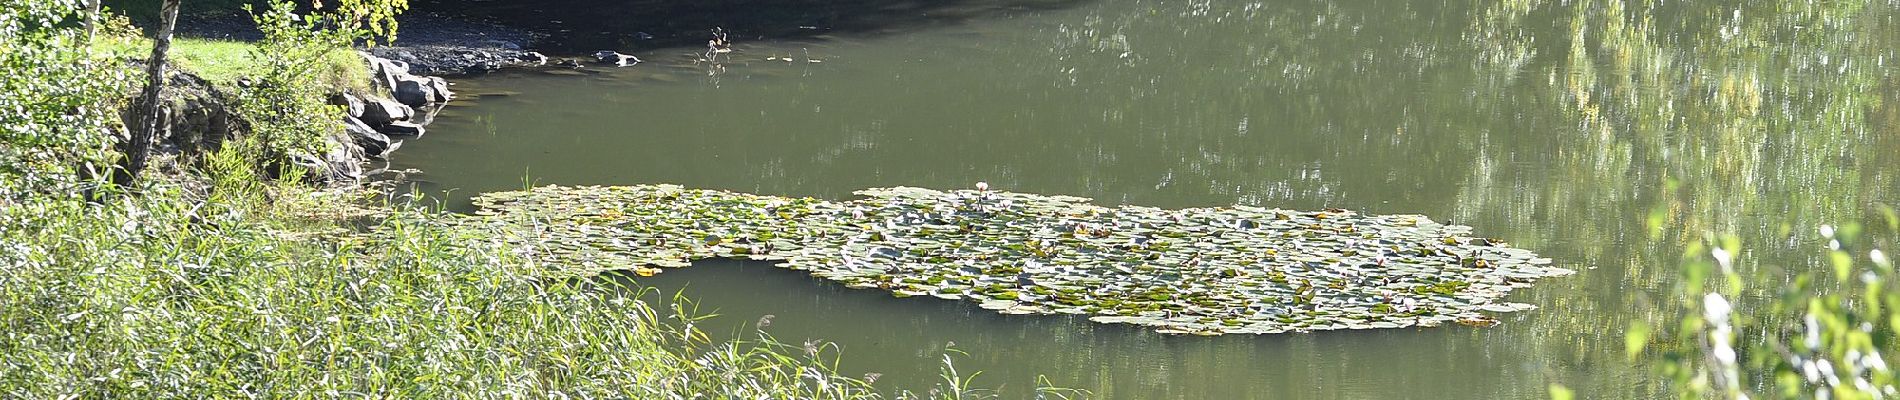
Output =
[
  {"x1": 132, "y1": 53, "x2": 454, "y2": 184},
  {"x1": 335, "y1": 53, "x2": 454, "y2": 164},
  {"x1": 147, "y1": 12, "x2": 666, "y2": 184},
  {"x1": 180, "y1": 12, "x2": 546, "y2": 76},
  {"x1": 304, "y1": 53, "x2": 456, "y2": 182},
  {"x1": 159, "y1": 13, "x2": 529, "y2": 182}
]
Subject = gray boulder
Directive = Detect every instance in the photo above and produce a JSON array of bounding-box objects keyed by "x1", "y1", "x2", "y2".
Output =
[
  {"x1": 386, "y1": 59, "x2": 411, "y2": 75},
  {"x1": 395, "y1": 76, "x2": 454, "y2": 107},
  {"x1": 379, "y1": 121, "x2": 426, "y2": 138},
  {"x1": 328, "y1": 92, "x2": 365, "y2": 118},
  {"x1": 520, "y1": 51, "x2": 549, "y2": 65},
  {"x1": 359, "y1": 98, "x2": 413, "y2": 126},
  {"x1": 362, "y1": 53, "x2": 415, "y2": 92},
  {"x1": 395, "y1": 79, "x2": 430, "y2": 107},
  {"x1": 343, "y1": 116, "x2": 377, "y2": 136},
  {"x1": 344, "y1": 117, "x2": 397, "y2": 158},
  {"x1": 593, "y1": 50, "x2": 641, "y2": 67},
  {"x1": 427, "y1": 76, "x2": 452, "y2": 101},
  {"x1": 286, "y1": 142, "x2": 364, "y2": 184}
]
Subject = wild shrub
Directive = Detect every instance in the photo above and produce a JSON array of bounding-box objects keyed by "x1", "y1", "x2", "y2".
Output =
[
  {"x1": 0, "y1": 0, "x2": 133, "y2": 195},
  {"x1": 229, "y1": 0, "x2": 404, "y2": 169}
]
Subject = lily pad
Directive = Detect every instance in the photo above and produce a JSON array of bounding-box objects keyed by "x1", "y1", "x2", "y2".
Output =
[{"x1": 436, "y1": 184, "x2": 1573, "y2": 335}]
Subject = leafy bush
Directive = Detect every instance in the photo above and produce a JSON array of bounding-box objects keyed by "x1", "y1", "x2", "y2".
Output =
[
  {"x1": 1631, "y1": 212, "x2": 1900, "y2": 399},
  {"x1": 228, "y1": 0, "x2": 397, "y2": 164},
  {"x1": 0, "y1": 0, "x2": 133, "y2": 195}
]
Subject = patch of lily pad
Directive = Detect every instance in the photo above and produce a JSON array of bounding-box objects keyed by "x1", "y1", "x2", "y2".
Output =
[{"x1": 448, "y1": 184, "x2": 1572, "y2": 335}]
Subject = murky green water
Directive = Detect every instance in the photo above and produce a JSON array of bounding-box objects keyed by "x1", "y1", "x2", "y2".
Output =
[{"x1": 394, "y1": 1, "x2": 1900, "y2": 398}]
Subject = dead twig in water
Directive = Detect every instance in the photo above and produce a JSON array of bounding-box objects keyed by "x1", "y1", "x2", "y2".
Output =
[{"x1": 702, "y1": 27, "x2": 733, "y2": 63}]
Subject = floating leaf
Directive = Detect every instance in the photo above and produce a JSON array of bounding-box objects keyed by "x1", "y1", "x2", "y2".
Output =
[{"x1": 438, "y1": 184, "x2": 1573, "y2": 335}]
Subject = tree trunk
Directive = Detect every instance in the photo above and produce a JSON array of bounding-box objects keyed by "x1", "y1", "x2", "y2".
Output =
[
  {"x1": 84, "y1": 0, "x2": 99, "y2": 42},
  {"x1": 118, "y1": 0, "x2": 180, "y2": 185}
]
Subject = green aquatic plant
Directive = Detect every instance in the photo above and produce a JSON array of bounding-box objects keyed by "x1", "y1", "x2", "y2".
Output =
[{"x1": 449, "y1": 184, "x2": 1573, "y2": 335}]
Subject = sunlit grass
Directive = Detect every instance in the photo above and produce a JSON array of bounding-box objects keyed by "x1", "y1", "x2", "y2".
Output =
[
  {"x1": 0, "y1": 137, "x2": 1079, "y2": 398},
  {"x1": 90, "y1": 36, "x2": 370, "y2": 94},
  {"x1": 0, "y1": 175, "x2": 1072, "y2": 398}
]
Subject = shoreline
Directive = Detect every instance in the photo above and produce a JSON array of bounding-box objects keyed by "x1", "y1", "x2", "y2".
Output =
[
  {"x1": 178, "y1": 11, "x2": 546, "y2": 76},
  {"x1": 159, "y1": 11, "x2": 552, "y2": 182}
]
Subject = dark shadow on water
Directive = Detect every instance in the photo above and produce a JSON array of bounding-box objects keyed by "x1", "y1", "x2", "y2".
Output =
[{"x1": 411, "y1": 0, "x2": 1096, "y2": 52}]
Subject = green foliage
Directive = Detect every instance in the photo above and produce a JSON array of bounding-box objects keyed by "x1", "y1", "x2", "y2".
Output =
[
  {"x1": 83, "y1": 0, "x2": 386, "y2": 178},
  {"x1": 1548, "y1": 384, "x2": 1575, "y2": 400},
  {"x1": 328, "y1": 0, "x2": 409, "y2": 45},
  {"x1": 0, "y1": 0, "x2": 133, "y2": 194},
  {"x1": 168, "y1": 0, "x2": 398, "y2": 173},
  {"x1": 1635, "y1": 219, "x2": 1900, "y2": 399},
  {"x1": 228, "y1": 0, "x2": 358, "y2": 160},
  {"x1": 0, "y1": 179, "x2": 999, "y2": 398}
]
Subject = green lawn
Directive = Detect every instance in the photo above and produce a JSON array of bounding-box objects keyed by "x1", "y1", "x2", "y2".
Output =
[{"x1": 93, "y1": 36, "x2": 370, "y2": 94}]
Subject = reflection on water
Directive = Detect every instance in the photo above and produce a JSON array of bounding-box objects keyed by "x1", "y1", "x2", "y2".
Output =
[
  {"x1": 409, "y1": 0, "x2": 1093, "y2": 52},
  {"x1": 396, "y1": 0, "x2": 1900, "y2": 398}
]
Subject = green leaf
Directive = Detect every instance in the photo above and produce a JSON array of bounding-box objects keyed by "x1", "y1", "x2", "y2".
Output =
[
  {"x1": 1880, "y1": 205, "x2": 1899, "y2": 233},
  {"x1": 1646, "y1": 206, "x2": 1667, "y2": 239},
  {"x1": 1832, "y1": 251, "x2": 1854, "y2": 281},
  {"x1": 1547, "y1": 384, "x2": 1574, "y2": 400},
  {"x1": 1624, "y1": 322, "x2": 1649, "y2": 360}
]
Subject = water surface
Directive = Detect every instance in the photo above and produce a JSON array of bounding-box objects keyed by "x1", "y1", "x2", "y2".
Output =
[{"x1": 395, "y1": 1, "x2": 1900, "y2": 398}]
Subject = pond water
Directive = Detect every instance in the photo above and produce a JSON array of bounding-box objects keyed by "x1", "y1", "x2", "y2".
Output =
[{"x1": 392, "y1": 0, "x2": 1900, "y2": 398}]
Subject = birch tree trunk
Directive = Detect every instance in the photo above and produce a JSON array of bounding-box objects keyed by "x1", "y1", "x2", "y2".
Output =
[
  {"x1": 118, "y1": 0, "x2": 180, "y2": 184},
  {"x1": 84, "y1": 0, "x2": 99, "y2": 42}
]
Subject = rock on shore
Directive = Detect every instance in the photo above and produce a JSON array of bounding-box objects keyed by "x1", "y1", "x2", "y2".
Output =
[{"x1": 343, "y1": 53, "x2": 455, "y2": 159}]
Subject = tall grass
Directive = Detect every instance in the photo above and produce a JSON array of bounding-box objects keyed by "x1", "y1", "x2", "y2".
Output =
[{"x1": 0, "y1": 166, "x2": 1076, "y2": 398}]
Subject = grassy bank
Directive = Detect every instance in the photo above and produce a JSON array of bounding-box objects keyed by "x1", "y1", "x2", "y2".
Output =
[
  {"x1": 91, "y1": 36, "x2": 369, "y2": 93},
  {"x1": 0, "y1": 178, "x2": 919, "y2": 398},
  {"x1": 2, "y1": 3, "x2": 1056, "y2": 398}
]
